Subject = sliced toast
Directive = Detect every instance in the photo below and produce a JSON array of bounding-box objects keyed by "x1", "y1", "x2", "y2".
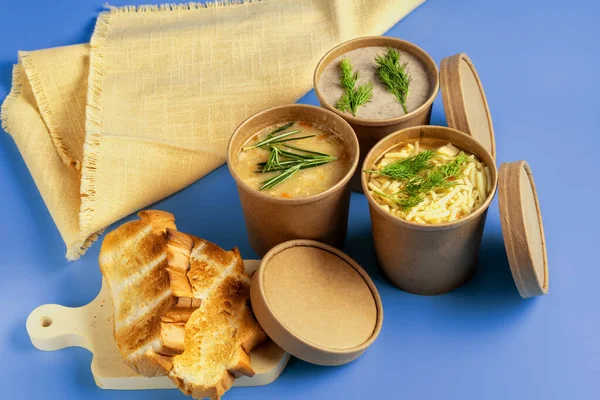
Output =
[
  {"x1": 98, "y1": 210, "x2": 177, "y2": 376},
  {"x1": 166, "y1": 229, "x2": 266, "y2": 399},
  {"x1": 98, "y1": 211, "x2": 265, "y2": 399}
]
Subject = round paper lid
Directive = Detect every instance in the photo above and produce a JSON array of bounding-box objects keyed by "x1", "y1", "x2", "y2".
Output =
[
  {"x1": 440, "y1": 53, "x2": 496, "y2": 159},
  {"x1": 498, "y1": 161, "x2": 549, "y2": 298},
  {"x1": 250, "y1": 240, "x2": 383, "y2": 366}
]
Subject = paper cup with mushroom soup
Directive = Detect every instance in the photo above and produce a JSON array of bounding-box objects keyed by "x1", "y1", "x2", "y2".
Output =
[
  {"x1": 228, "y1": 104, "x2": 359, "y2": 257},
  {"x1": 362, "y1": 126, "x2": 497, "y2": 295},
  {"x1": 315, "y1": 36, "x2": 439, "y2": 191}
]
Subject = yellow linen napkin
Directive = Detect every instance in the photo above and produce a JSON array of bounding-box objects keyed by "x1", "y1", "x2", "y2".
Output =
[{"x1": 1, "y1": 0, "x2": 425, "y2": 260}]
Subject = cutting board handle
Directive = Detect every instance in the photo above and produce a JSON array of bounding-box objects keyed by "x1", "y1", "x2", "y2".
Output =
[
  {"x1": 26, "y1": 302, "x2": 92, "y2": 352},
  {"x1": 23, "y1": 260, "x2": 289, "y2": 390}
]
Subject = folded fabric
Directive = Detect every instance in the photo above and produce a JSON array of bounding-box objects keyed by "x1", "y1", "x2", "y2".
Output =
[{"x1": 1, "y1": 0, "x2": 425, "y2": 260}]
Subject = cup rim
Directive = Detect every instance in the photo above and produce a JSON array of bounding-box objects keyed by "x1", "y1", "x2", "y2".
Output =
[
  {"x1": 313, "y1": 36, "x2": 440, "y2": 127},
  {"x1": 227, "y1": 104, "x2": 359, "y2": 205},
  {"x1": 361, "y1": 125, "x2": 498, "y2": 231}
]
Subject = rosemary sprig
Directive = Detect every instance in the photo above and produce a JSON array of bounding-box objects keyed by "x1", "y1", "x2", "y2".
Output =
[
  {"x1": 260, "y1": 154, "x2": 336, "y2": 167},
  {"x1": 266, "y1": 122, "x2": 294, "y2": 138},
  {"x1": 375, "y1": 47, "x2": 411, "y2": 114},
  {"x1": 282, "y1": 144, "x2": 330, "y2": 157},
  {"x1": 243, "y1": 129, "x2": 303, "y2": 150},
  {"x1": 262, "y1": 146, "x2": 283, "y2": 172},
  {"x1": 260, "y1": 164, "x2": 302, "y2": 191},
  {"x1": 335, "y1": 59, "x2": 374, "y2": 117},
  {"x1": 270, "y1": 135, "x2": 316, "y2": 144},
  {"x1": 257, "y1": 148, "x2": 336, "y2": 170},
  {"x1": 244, "y1": 122, "x2": 338, "y2": 190},
  {"x1": 365, "y1": 150, "x2": 435, "y2": 180},
  {"x1": 255, "y1": 158, "x2": 336, "y2": 172},
  {"x1": 276, "y1": 148, "x2": 320, "y2": 160},
  {"x1": 256, "y1": 146, "x2": 337, "y2": 190}
]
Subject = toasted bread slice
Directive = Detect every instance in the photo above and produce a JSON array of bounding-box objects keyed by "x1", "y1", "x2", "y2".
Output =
[
  {"x1": 98, "y1": 210, "x2": 177, "y2": 376},
  {"x1": 166, "y1": 231, "x2": 266, "y2": 400},
  {"x1": 99, "y1": 213, "x2": 266, "y2": 397}
]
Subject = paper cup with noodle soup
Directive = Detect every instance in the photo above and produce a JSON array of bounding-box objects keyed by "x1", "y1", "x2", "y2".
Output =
[{"x1": 362, "y1": 125, "x2": 497, "y2": 295}]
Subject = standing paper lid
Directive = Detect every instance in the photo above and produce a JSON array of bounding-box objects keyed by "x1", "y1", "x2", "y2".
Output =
[
  {"x1": 498, "y1": 161, "x2": 549, "y2": 298},
  {"x1": 440, "y1": 53, "x2": 496, "y2": 159},
  {"x1": 250, "y1": 240, "x2": 383, "y2": 366}
]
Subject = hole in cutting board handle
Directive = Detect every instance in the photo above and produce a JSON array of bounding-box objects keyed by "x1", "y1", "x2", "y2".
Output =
[{"x1": 41, "y1": 316, "x2": 53, "y2": 328}]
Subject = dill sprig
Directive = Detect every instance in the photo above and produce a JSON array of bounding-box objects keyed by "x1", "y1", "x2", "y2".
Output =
[
  {"x1": 335, "y1": 59, "x2": 374, "y2": 117},
  {"x1": 340, "y1": 58, "x2": 358, "y2": 91},
  {"x1": 368, "y1": 151, "x2": 469, "y2": 210},
  {"x1": 373, "y1": 188, "x2": 423, "y2": 210},
  {"x1": 365, "y1": 150, "x2": 435, "y2": 180},
  {"x1": 439, "y1": 152, "x2": 469, "y2": 177},
  {"x1": 403, "y1": 152, "x2": 468, "y2": 196},
  {"x1": 375, "y1": 47, "x2": 411, "y2": 114}
]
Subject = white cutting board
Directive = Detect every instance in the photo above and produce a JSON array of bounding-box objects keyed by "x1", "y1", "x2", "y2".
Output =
[{"x1": 25, "y1": 259, "x2": 290, "y2": 390}]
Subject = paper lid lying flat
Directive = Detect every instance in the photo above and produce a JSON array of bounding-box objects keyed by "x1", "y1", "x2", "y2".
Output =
[
  {"x1": 440, "y1": 53, "x2": 496, "y2": 159},
  {"x1": 498, "y1": 161, "x2": 549, "y2": 298},
  {"x1": 250, "y1": 240, "x2": 383, "y2": 366}
]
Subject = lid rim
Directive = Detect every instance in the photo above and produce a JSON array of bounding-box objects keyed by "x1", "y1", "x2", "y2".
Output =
[
  {"x1": 440, "y1": 53, "x2": 496, "y2": 159},
  {"x1": 498, "y1": 161, "x2": 549, "y2": 298},
  {"x1": 250, "y1": 239, "x2": 383, "y2": 365}
]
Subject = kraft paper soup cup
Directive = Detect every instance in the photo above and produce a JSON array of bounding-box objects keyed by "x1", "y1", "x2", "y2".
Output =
[
  {"x1": 227, "y1": 104, "x2": 359, "y2": 257},
  {"x1": 314, "y1": 36, "x2": 440, "y2": 192},
  {"x1": 362, "y1": 126, "x2": 498, "y2": 295}
]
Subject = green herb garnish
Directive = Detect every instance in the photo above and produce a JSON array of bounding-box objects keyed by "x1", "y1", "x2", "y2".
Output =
[
  {"x1": 335, "y1": 59, "x2": 374, "y2": 117},
  {"x1": 244, "y1": 123, "x2": 338, "y2": 191},
  {"x1": 243, "y1": 129, "x2": 305, "y2": 150},
  {"x1": 266, "y1": 122, "x2": 294, "y2": 138},
  {"x1": 260, "y1": 163, "x2": 303, "y2": 191},
  {"x1": 403, "y1": 152, "x2": 468, "y2": 196},
  {"x1": 365, "y1": 150, "x2": 435, "y2": 180},
  {"x1": 373, "y1": 188, "x2": 423, "y2": 209},
  {"x1": 282, "y1": 144, "x2": 330, "y2": 157},
  {"x1": 262, "y1": 146, "x2": 283, "y2": 172},
  {"x1": 255, "y1": 157, "x2": 336, "y2": 172},
  {"x1": 258, "y1": 150, "x2": 337, "y2": 190},
  {"x1": 367, "y1": 151, "x2": 469, "y2": 210},
  {"x1": 375, "y1": 47, "x2": 411, "y2": 114}
]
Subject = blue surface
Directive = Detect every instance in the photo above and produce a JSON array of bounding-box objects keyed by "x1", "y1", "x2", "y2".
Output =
[{"x1": 1, "y1": 0, "x2": 598, "y2": 399}]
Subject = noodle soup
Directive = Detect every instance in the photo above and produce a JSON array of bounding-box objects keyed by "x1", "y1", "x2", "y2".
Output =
[
  {"x1": 235, "y1": 121, "x2": 350, "y2": 198},
  {"x1": 366, "y1": 139, "x2": 492, "y2": 224},
  {"x1": 361, "y1": 126, "x2": 498, "y2": 294}
]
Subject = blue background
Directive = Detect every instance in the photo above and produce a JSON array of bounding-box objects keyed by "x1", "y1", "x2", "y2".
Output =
[{"x1": 1, "y1": 0, "x2": 598, "y2": 399}]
